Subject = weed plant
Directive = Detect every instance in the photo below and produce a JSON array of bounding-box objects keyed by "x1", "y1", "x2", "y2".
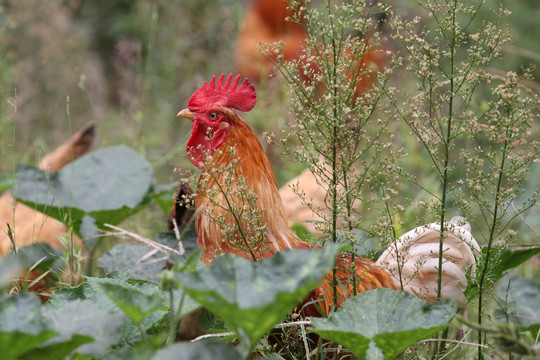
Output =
[{"x1": 267, "y1": 0, "x2": 539, "y2": 358}]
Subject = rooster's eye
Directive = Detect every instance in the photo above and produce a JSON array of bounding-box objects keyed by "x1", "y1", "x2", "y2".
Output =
[{"x1": 209, "y1": 112, "x2": 218, "y2": 120}]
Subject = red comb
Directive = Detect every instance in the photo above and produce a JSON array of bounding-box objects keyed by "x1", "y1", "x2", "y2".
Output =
[{"x1": 188, "y1": 74, "x2": 257, "y2": 112}]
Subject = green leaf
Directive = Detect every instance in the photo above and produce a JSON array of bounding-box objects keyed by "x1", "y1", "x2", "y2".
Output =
[
  {"x1": 310, "y1": 288, "x2": 457, "y2": 360},
  {"x1": 174, "y1": 246, "x2": 340, "y2": 355},
  {"x1": 290, "y1": 222, "x2": 313, "y2": 242},
  {"x1": 170, "y1": 247, "x2": 203, "y2": 274},
  {"x1": 151, "y1": 340, "x2": 241, "y2": 360},
  {"x1": 42, "y1": 299, "x2": 125, "y2": 356},
  {"x1": 103, "y1": 334, "x2": 165, "y2": 360},
  {"x1": 13, "y1": 145, "x2": 154, "y2": 234},
  {"x1": 197, "y1": 309, "x2": 228, "y2": 335},
  {"x1": 489, "y1": 246, "x2": 540, "y2": 281},
  {"x1": 147, "y1": 182, "x2": 179, "y2": 216},
  {"x1": 467, "y1": 246, "x2": 540, "y2": 299},
  {"x1": 97, "y1": 227, "x2": 198, "y2": 283},
  {"x1": 79, "y1": 215, "x2": 101, "y2": 248},
  {"x1": 98, "y1": 244, "x2": 168, "y2": 283},
  {"x1": 7, "y1": 243, "x2": 64, "y2": 274},
  {"x1": 45, "y1": 273, "x2": 169, "y2": 344},
  {"x1": 19, "y1": 334, "x2": 94, "y2": 360},
  {"x1": 497, "y1": 275, "x2": 540, "y2": 332},
  {"x1": 99, "y1": 282, "x2": 166, "y2": 325},
  {"x1": 46, "y1": 273, "x2": 199, "y2": 344},
  {"x1": 0, "y1": 256, "x2": 22, "y2": 289},
  {"x1": 0, "y1": 331, "x2": 58, "y2": 360},
  {"x1": 0, "y1": 293, "x2": 57, "y2": 359},
  {"x1": 46, "y1": 273, "x2": 133, "y2": 312},
  {"x1": 0, "y1": 293, "x2": 46, "y2": 334}
]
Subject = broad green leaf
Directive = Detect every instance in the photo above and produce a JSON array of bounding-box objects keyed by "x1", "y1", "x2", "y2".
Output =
[
  {"x1": 0, "y1": 331, "x2": 58, "y2": 360},
  {"x1": 103, "y1": 334, "x2": 165, "y2": 360},
  {"x1": 99, "y1": 282, "x2": 166, "y2": 325},
  {"x1": 168, "y1": 247, "x2": 203, "y2": 274},
  {"x1": 6, "y1": 243, "x2": 64, "y2": 274},
  {"x1": 97, "y1": 227, "x2": 198, "y2": 283},
  {"x1": 42, "y1": 299, "x2": 125, "y2": 356},
  {"x1": 79, "y1": 215, "x2": 101, "y2": 249},
  {"x1": 0, "y1": 293, "x2": 57, "y2": 359},
  {"x1": 197, "y1": 309, "x2": 228, "y2": 335},
  {"x1": 19, "y1": 334, "x2": 94, "y2": 360},
  {"x1": 13, "y1": 145, "x2": 154, "y2": 234},
  {"x1": 489, "y1": 246, "x2": 540, "y2": 281},
  {"x1": 45, "y1": 274, "x2": 156, "y2": 344},
  {"x1": 497, "y1": 275, "x2": 540, "y2": 332},
  {"x1": 310, "y1": 288, "x2": 457, "y2": 360},
  {"x1": 467, "y1": 246, "x2": 540, "y2": 299},
  {"x1": 169, "y1": 287, "x2": 201, "y2": 318},
  {"x1": 0, "y1": 256, "x2": 22, "y2": 289},
  {"x1": 46, "y1": 273, "x2": 198, "y2": 344},
  {"x1": 98, "y1": 244, "x2": 168, "y2": 283},
  {"x1": 174, "y1": 246, "x2": 340, "y2": 355},
  {"x1": 0, "y1": 293, "x2": 45, "y2": 333},
  {"x1": 151, "y1": 340, "x2": 241, "y2": 360},
  {"x1": 12, "y1": 165, "x2": 86, "y2": 231},
  {"x1": 46, "y1": 272, "x2": 132, "y2": 312}
]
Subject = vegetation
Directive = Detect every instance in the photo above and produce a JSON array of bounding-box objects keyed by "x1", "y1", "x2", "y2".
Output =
[{"x1": 1, "y1": 0, "x2": 539, "y2": 359}]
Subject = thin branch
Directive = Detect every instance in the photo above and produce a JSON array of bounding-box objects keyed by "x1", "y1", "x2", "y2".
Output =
[
  {"x1": 190, "y1": 320, "x2": 313, "y2": 342},
  {"x1": 103, "y1": 223, "x2": 182, "y2": 256}
]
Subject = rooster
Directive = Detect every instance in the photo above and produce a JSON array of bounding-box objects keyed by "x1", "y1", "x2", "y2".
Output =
[{"x1": 177, "y1": 74, "x2": 478, "y2": 314}]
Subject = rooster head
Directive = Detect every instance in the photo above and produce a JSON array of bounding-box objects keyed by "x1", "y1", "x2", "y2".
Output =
[{"x1": 178, "y1": 73, "x2": 257, "y2": 168}]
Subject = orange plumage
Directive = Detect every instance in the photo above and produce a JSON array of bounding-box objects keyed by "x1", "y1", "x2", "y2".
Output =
[
  {"x1": 178, "y1": 74, "x2": 394, "y2": 316},
  {"x1": 235, "y1": 0, "x2": 307, "y2": 82}
]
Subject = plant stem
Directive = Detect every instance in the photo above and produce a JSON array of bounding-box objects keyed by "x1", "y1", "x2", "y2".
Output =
[
  {"x1": 433, "y1": 2, "x2": 458, "y2": 358},
  {"x1": 167, "y1": 288, "x2": 176, "y2": 344},
  {"x1": 326, "y1": 0, "x2": 340, "y2": 312},
  {"x1": 477, "y1": 137, "x2": 509, "y2": 359}
]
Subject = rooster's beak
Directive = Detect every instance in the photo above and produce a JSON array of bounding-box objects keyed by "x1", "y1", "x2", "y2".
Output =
[{"x1": 177, "y1": 108, "x2": 196, "y2": 121}]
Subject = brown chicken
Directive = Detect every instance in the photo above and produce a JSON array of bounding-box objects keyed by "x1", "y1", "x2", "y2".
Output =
[
  {"x1": 0, "y1": 123, "x2": 95, "y2": 299},
  {"x1": 0, "y1": 122, "x2": 95, "y2": 256},
  {"x1": 235, "y1": 0, "x2": 307, "y2": 82},
  {"x1": 236, "y1": 0, "x2": 386, "y2": 88},
  {"x1": 179, "y1": 74, "x2": 386, "y2": 315},
  {"x1": 178, "y1": 74, "x2": 479, "y2": 315}
]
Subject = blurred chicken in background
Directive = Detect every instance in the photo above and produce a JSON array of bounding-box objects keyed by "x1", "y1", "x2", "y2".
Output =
[
  {"x1": 0, "y1": 122, "x2": 95, "y2": 256},
  {"x1": 235, "y1": 0, "x2": 388, "y2": 235}
]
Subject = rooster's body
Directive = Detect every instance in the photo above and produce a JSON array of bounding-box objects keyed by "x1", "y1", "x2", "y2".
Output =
[
  {"x1": 180, "y1": 74, "x2": 395, "y2": 315},
  {"x1": 178, "y1": 74, "x2": 477, "y2": 314}
]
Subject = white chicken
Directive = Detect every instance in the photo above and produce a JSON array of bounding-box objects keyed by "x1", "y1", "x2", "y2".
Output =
[{"x1": 376, "y1": 216, "x2": 480, "y2": 307}]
